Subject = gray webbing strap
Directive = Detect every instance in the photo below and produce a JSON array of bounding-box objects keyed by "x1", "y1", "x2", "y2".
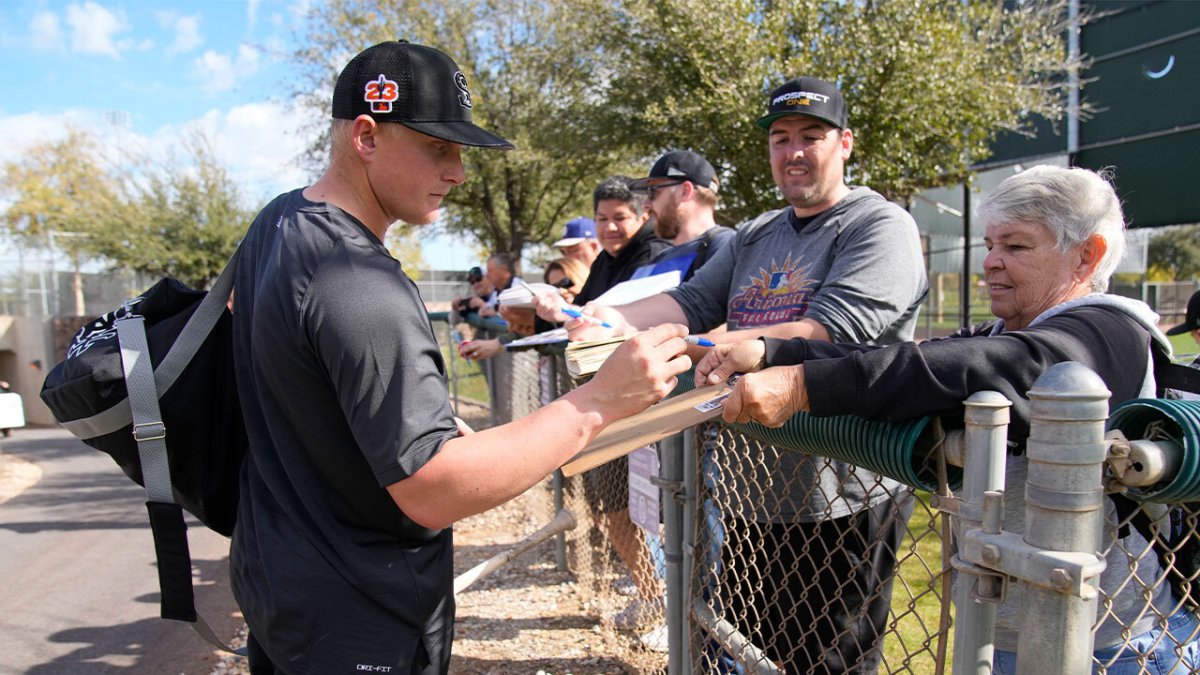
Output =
[
  {"x1": 116, "y1": 317, "x2": 173, "y2": 505},
  {"x1": 191, "y1": 612, "x2": 243, "y2": 656},
  {"x1": 59, "y1": 252, "x2": 238, "y2": 440},
  {"x1": 115, "y1": 312, "x2": 243, "y2": 656}
]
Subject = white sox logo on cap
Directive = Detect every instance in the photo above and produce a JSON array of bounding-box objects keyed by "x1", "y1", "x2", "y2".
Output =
[{"x1": 454, "y1": 72, "x2": 472, "y2": 109}]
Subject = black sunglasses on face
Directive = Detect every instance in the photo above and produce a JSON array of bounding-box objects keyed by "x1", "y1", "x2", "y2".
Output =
[{"x1": 645, "y1": 179, "x2": 686, "y2": 196}]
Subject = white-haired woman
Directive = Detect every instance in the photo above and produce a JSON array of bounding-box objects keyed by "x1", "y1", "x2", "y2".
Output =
[{"x1": 696, "y1": 165, "x2": 1199, "y2": 673}]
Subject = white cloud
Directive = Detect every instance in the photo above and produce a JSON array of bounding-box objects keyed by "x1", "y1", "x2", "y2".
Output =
[
  {"x1": 193, "y1": 44, "x2": 260, "y2": 95},
  {"x1": 0, "y1": 111, "x2": 102, "y2": 168},
  {"x1": 0, "y1": 104, "x2": 314, "y2": 210},
  {"x1": 263, "y1": 35, "x2": 287, "y2": 62},
  {"x1": 65, "y1": 1, "x2": 129, "y2": 59},
  {"x1": 288, "y1": 0, "x2": 312, "y2": 22},
  {"x1": 156, "y1": 101, "x2": 313, "y2": 201},
  {"x1": 164, "y1": 14, "x2": 202, "y2": 55},
  {"x1": 247, "y1": 0, "x2": 261, "y2": 32},
  {"x1": 29, "y1": 11, "x2": 62, "y2": 51}
]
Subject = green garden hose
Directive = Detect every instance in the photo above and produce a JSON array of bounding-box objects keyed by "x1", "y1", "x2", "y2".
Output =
[
  {"x1": 672, "y1": 372, "x2": 955, "y2": 492},
  {"x1": 1107, "y1": 399, "x2": 1200, "y2": 503}
]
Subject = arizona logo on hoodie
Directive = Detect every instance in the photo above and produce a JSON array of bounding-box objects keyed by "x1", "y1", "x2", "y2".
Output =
[{"x1": 727, "y1": 254, "x2": 817, "y2": 329}]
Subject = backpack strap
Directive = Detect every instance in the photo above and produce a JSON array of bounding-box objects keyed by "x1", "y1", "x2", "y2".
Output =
[
  {"x1": 1111, "y1": 492, "x2": 1141, "y2": 541},
  {"x1": 686, "y1": 226, "x2": 733, "y2": 280},
  {"x1": 116, "y1": 315, "x2": 243, "y2": 656},
  {"x1": 60, "y1": 248, "x2": 240, "y2": 440},
  {"x1": 111, "y1": 251, "x2": 245, "y2": 657}
]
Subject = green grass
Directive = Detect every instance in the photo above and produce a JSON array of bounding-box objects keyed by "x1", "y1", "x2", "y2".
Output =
[
  {"x1": 1168, "y1": 333, "x2": 1199, "y2": 360},
  {"x1": 440, "y1": 343, "x2": 491, "y2": 405},
  {"x1": 883, "y1": 490, "x2": 955, "y2": 672}
]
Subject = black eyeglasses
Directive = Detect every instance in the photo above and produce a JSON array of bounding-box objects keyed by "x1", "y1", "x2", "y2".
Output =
[{"x1": 645, "y1": 180, "x2": 686, "y2": 196}]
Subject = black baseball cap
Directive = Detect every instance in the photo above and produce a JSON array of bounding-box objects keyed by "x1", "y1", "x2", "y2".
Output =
[
  {"x1": 1166, "y1": 290, "x2": 1200, "y2": 336},
  {"x1": 332, "y1": 41, "x2": 514, "y2": 149},
  {"x1": 628, "y1": 150, "x2": 720, "y2": 193},
  {"x1": 466, "y1": 266, "x2": 485, "y2": 282},
  {"x1": 756, "y1": 77, "x2": 848, "y2": 131}
]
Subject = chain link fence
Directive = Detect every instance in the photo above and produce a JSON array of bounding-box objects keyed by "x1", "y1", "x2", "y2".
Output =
[{"x1": 430, "y1": 322, "x2": 1200, "y2": 674}]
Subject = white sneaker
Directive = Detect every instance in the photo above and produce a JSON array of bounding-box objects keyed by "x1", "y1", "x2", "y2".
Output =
[{"x1": 640, "y1": 624, "x2": 669, "y2": 653}]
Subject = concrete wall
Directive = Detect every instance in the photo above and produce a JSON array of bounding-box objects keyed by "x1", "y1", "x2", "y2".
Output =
[{"x1": 0, "y1": 316, "x2": 56, "y2": 426}]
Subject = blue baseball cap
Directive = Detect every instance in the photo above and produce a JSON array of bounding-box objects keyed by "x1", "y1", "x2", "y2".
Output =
[{"x1": 552, "y1": 217, "x2": 597, "y2": 248}]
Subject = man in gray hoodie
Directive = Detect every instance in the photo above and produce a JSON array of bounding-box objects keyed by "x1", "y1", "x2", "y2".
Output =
[{"x1": 546, "y1": 77, "x2": 928, "y2": 672}]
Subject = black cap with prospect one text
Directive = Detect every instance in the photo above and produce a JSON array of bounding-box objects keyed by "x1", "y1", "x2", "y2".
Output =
[
  {"x1": 756, "y1": 77, "x2": 847, "y2": 131},
  {"x1": 332, "y1": 40, "x2": 514, "y2": 149}
]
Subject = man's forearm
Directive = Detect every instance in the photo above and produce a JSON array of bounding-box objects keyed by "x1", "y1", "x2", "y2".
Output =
[
  {"x1": 390, "y1": 393, "x2": 608, "y2": 530},
  {"x1": 611, "y1": 294, "x2": 689, "y2": 332},
  {"x1": 705, "y1": 317, "x2": 831, "y2": 345}
]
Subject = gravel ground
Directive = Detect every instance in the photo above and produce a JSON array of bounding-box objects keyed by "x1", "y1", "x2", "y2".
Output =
[{"x1": 211, "y1": 400, "x2": 666, "y2": 674}]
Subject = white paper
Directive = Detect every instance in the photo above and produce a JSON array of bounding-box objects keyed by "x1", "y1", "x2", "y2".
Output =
[
  {"x1": 504, "y1": 327, "x2": 569, "y2": 348},
  {"x1": 591, "y1": 270, "x2": 682, "y2": 306},
  {"x1": 499, "y1": 282, "x2": 560, "y2": 309}
]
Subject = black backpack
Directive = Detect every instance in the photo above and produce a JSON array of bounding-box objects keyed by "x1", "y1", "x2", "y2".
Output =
[{"x1": 39, "y1": 251, "x2": 245, "y2": 652}]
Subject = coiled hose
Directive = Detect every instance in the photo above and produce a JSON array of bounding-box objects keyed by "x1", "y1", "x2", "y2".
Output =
[
  {"x1": 1107, "y1": 399, "x2": 1200, "y2": 503},
  {"x1": 673, "y1": 372, "x2": 956, "y2": 492}
]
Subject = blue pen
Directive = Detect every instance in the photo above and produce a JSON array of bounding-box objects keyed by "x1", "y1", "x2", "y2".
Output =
[
  {"x1": 561, "y1": 307, "x2": 614, "y2": 329},
  {"x1": 684, "y1": 335, "x2": 715, "y2": 348}
]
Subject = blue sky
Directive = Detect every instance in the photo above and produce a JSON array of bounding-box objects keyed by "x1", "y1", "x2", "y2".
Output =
[{"x1": 0, "y1": 0, "x2": 475, "y2": 271}]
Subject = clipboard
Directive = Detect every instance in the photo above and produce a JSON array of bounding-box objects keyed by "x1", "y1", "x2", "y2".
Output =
[{"x1": 560, "y1": 380, "x2": 734, "y2": 477}]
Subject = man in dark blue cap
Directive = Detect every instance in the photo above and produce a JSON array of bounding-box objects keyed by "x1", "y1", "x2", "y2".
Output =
[{"x1": 229, "y1": 40, "x2": 692, "y2": 674}]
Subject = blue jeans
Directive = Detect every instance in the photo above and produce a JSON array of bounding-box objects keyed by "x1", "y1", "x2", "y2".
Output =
[{"x1": 993, "y1": 608, "x2": 1200, "y2": 674}]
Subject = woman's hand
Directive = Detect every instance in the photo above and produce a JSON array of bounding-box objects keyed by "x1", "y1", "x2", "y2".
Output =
[
  {"x1": 498, "y1": 306, "x2": 536, "y2": 336},
  {"x1": 694, "y1": 340, "x2": 766, "y2": 386},
  {"x1": 460, "y1": 338, "x2": 504, "y2": 360},
  {"x1": 532, "y1": 291, "x2": 567, "y2": 324},
  {"x1": 452, "y1": 416, "x2": 475, "y2": 436},
  {"x1": 722, "y1": 365, "x2": 809, "y2": 428}
]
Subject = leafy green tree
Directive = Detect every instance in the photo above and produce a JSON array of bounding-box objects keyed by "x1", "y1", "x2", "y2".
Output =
[
  {"x1": 296, "y1": 0, "x2": 1078, "y2": 249},
  {"x1": 599, "y1": 0, "x2": 1078, "y2": 223},
  {"x1": 3, "y1": 130, "x2": 253, "y2": 297},
  {"x1": 1148, "y1": 224, "x2": 1200, "y2": 281},
  {"x1": 2, "y1": 129, "x2": 124, "y2": 313},
  {"x1": 88, "y1": 135, "x2": 254, "y2": 289},
  {"x1": 294, "y1": 0, "x2": 641, "y2": 261}
]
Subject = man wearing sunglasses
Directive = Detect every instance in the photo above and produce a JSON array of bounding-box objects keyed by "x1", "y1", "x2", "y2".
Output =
[{"x1": 629, "y1": 150, "x2": 735, "y2": 284}]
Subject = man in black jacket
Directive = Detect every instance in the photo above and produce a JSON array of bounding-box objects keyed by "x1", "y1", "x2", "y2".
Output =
[{"x1": 573, "y1": 176, "x2": 671, "y2": 305}]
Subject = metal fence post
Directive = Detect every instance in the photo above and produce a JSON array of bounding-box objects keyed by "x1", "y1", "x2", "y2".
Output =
[
  {"x1": 1017, "y1": 362, "x2": 1110, "y2": 674},
  {"x1": 681, "y1": 426, "x2": 697, "y2": 675},
  {"x1": 550, "y1": 354, "x2": 567, "y2": 571},
  {"x1": 951, "y1": 391, "x2": 1011, "y2": 675},
  {"x1": 660, "y1": 431, "x2": 686, "y2": 674},
  {"x1": 444, "y1": 319, "x2": 459, "y2": 415}
]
